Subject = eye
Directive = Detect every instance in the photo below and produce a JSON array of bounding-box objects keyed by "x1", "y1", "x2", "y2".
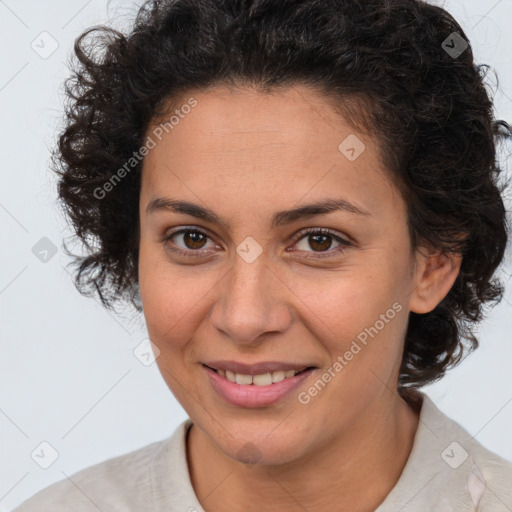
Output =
[
  {"x1": 161, "y1": 226, "x2": 352, "y2": 260},
  {"x1": 161, "y1": 228, "x2": 217, "y2": 257},
  {"x1": 289, "y1": 227, "x2": 352, "y2": 259}
]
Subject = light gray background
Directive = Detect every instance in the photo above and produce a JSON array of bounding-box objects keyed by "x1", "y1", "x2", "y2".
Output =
[{"x1": 1, "y1": 0, "x2": 511, "y2": 510}]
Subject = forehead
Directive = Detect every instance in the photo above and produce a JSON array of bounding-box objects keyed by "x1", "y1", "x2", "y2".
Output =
[
  {"x1": 140, "y1": 84, "x2": 404, "y2": 224},
  {"x1": 150, "y1": 84, "x2": 368, "y2": 151}
]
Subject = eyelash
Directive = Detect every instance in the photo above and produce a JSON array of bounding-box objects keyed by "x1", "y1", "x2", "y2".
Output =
[{"x1": 161, "y1": 227, "x2": 352, "y2": 260}]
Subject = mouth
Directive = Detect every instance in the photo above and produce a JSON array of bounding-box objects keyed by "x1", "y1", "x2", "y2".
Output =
[
  {"x1": 202, "y1": 362, "x2": 317, "y2": 408},
  {"x1": 203, "y1": 363, "x2": 313, "y2": 386}
]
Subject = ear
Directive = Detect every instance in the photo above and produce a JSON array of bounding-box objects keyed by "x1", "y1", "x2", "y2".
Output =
[{"x1": 409, "y1": 245, "x2": 463, "y2": 314}]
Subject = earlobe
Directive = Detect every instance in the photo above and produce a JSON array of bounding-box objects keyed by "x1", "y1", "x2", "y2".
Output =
[{"x1": 409, "y1": 247, "x2": 463, "y2": 314}]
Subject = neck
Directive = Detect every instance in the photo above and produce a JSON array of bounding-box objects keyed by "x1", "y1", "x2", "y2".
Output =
[{"x1": 187, "y1": 391, "x2": 421, "y2": 512}]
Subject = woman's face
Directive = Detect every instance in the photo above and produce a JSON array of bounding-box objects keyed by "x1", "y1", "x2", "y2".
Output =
[{"x1": 138, "y1": 85, "x2": 451, "y2": 465}]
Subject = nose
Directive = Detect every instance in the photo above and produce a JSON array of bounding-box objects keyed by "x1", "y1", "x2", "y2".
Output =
[{"x1": 208, "y1": 254, "x2": 293, "y2": 347}]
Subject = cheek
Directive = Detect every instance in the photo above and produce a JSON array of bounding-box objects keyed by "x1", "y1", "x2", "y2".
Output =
[
  {"x1": 309, "y1": 262, "x2": 410, "y2": 361},
  {"x1": 138, "y1": 242, "x2": 215, "y2": 350},
  {"x1": 138, "y1": 243, "x2": 183, "y2": 343}
]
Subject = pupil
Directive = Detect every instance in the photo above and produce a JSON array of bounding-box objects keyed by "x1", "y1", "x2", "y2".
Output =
[
  {"x1": 310, "y1": 234, "x2": 331, "y2": 252},
  {"x1": 185, "y1": 231, "x2": 206, "y2": 249}
]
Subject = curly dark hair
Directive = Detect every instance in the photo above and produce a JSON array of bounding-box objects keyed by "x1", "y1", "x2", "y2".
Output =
[{"x1": 55, "y1": 0, "x2": 511, "y2": 390}]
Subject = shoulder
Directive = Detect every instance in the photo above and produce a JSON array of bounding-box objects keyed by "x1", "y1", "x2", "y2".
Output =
[
  {"x1": 11, "y1": 431, "x2": 177, "y2": 512},
  {"x1": 424, "y1": 395, "x2": 512, "y2": 494},
  {"x1": 378, "y1": 392, "x2": 512, "y2": 511},
  {"x1": 404, "y1": 394, "x2": 512, "y2": 512},
  {"x1": 454, "y1": 419, "x2": 512, "y2": 510}
]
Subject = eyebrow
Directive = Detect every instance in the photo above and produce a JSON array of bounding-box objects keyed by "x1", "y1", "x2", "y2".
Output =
[{"x1": 145, "y1": 197, "x2": 371, "y2": 229}]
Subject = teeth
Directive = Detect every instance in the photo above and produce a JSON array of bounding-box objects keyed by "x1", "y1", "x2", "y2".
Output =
[
  {"x1": 271, "y1": 370, "x2": 285, "y2": 383},
  {"x1": 253, "y1": 373, "x2": 272, "y2": 386},
  {"x1": 235, "y1": 373, "x2": 253, "y2": 385},
  {"x1": 217, "y1": 368, "x2": 307, "y2": 385}
]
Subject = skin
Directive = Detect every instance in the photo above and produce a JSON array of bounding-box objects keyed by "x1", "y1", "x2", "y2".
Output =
[{"x1": 138, "y1": 84, "x2": 462, "y2": 512}]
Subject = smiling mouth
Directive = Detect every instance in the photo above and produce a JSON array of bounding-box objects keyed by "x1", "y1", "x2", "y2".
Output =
[{"x1": 203, "y1": 364, "x2": 314, "y2": 386}]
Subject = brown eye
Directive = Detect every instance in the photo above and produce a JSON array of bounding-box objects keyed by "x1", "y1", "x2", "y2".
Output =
[
  {"x1": 291, "y1": 228, "x2": 352, "y2": 258},
  {"x1": 305, "y1": 233, "x2": 334, "y2": 252},
  {"x1": 162, "y1": 228, "x2": 215, "y2": 257},
  {"x1": 180, "y1": 230, "x2": 208, "y2": 250}
]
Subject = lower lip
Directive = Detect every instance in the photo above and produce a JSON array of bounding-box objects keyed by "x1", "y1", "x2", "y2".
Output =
[{"x1": 204, "y1": 365, "x2": 315, "y2": 408}]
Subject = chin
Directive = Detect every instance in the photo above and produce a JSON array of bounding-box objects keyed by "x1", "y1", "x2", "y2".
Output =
[{"x1": 200, "y1": 414, "x2": 315, "y2": 467}]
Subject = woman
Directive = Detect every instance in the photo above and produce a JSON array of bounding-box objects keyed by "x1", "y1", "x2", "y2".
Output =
[{"x1": 13, "y1": 0, "x2": 512, "y2": 510}]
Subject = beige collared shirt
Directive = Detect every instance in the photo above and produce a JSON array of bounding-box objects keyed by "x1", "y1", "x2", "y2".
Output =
[{"x1": 12, "y1": 392, "x2": 512, "y2": 511}]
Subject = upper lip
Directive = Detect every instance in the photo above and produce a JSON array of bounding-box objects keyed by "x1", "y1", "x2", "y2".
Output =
[{"x1": 203, "y1": 360, "x2": 315, "y2": 375}]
